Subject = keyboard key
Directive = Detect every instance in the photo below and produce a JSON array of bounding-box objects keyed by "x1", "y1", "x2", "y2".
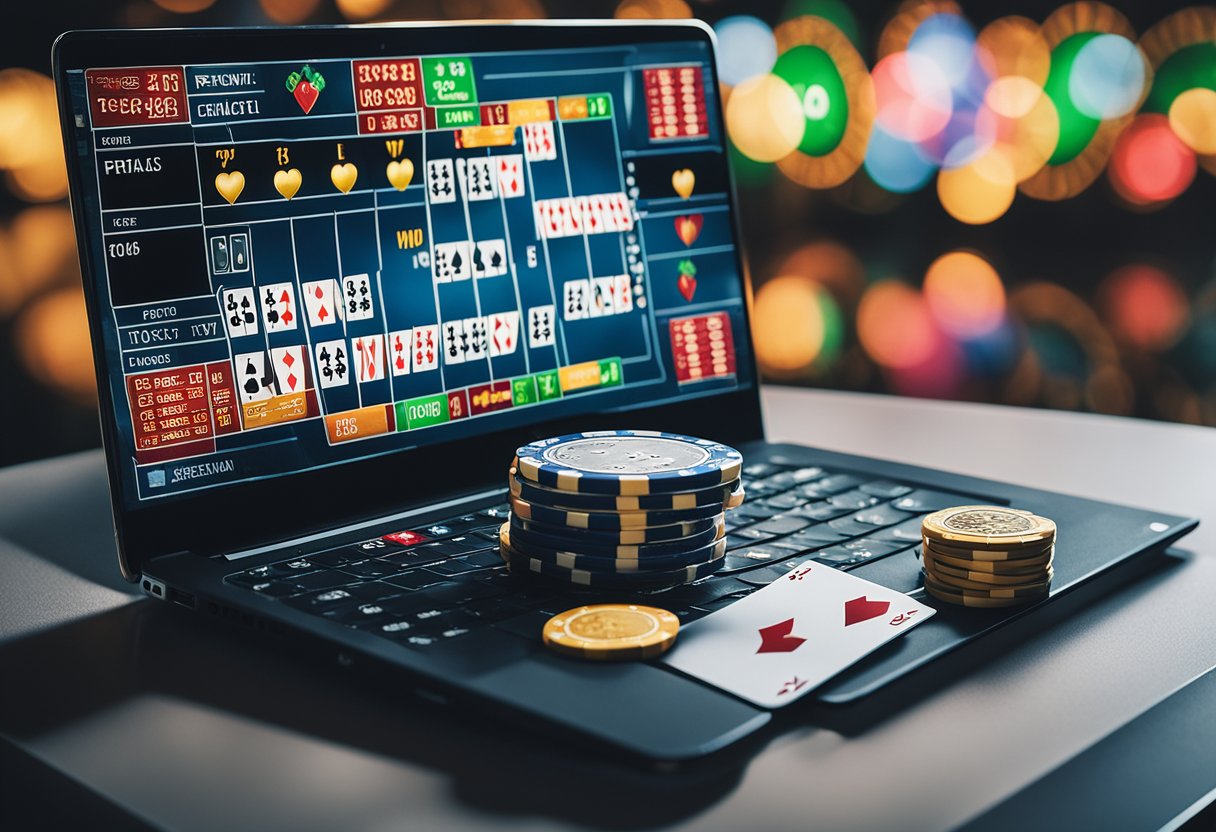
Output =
[
  {"x1": 415, "y1": 522, "x2": 456, "y2": 538},
  {"x1": 414, "y1": 537, "x2": 487, "y2": 558},
  {"x1": 859, "y1": 480, "x2": 913, "y2": 499},
  {"x1": 850, "y1": 504, "x2": 916, "y2": 528},
  {"x1": 382, "y1": 530, "x2": 429, "y2": 547},
  {"x1": 465, "y1": 595, "x2": 532, "y2": 622},
  {"x1": 281, "y1": 587, "x2": 359, "y2": 612},
  {"x1": 803, "y1": 473, "x2": 865, "y2": 495},
  {"x1": 232, "y1": 579, "x2": 299, "y2": 598},
  {"x1": 814, "y1": 538, "x2": 909, "y2": 568},
  {"x1": 872, "y1": 516, "x2": 928, "y2": 543},
  {"x1": 344, "y1": 580, "x2": 407, "y2": 602},
  {"x1": 424, "y1": 558, "x2": 489, "y2": 577},
  {"x1": 495, "y1": 610, "x2": 553, "y2": 640},
  {"x1": 658, "y1": 576, "x2": 755, "y2": 608},
  {"x1": 337, "y1": 560, "x2": 404, "y2": 580},
  {"x1": 307, "y1": 549, "x2": 360, "y2": 568},
  {"x1": 479, "y1": 504, "x2": 512, "y2": 521},
  {"x1": 749, "y1": 514, "x2": 812, "y2": 536},
  {"x1": 761, "y1": 493, "x2": 806, "y2": 511},
  {"x1": 412, "y1": 609, "x2": 480, "y2": 636},
  {"x1": 737, "y1": 562, "x2": 802, "y2": 586},
  {"x1": 782, "y1": 525, "x2": 853, "y2": 549},
  {"x1": 719, "y1": 544, "x2": 793, "y2": 573},
  {"x1": 827, "y1": 490, "x2": 881, "y2": 510},
  {"x1": 742, "y1": 462, "x2": 780, "y2": 478},
  {"x1": 351, "y1": 538, "x2": 402, "y2": 557},
  {"x1": 382, "y1": 570, "x2": 445, "y2": 591},
  {"x1": 893, "y1": 489, "x2": 977, "y2": 513},
  {"x1": 826, "y1": 517, "x2": 880, "y2": 538},
  {"x1": 461, "y1": 549, "x2": 505, "y2": 568},
  {"x1": 693, "y1": 590, "x2": 755, "y2": 613},
  {"x1": 420, "y1": 579, "x2": 504, "y2": 606},
  {"x1": 791, "y1": 501, "x2": 854, "y2": 522},
  {"x1": 726, "y1": 532, "x2": 770, "y2": 550},
  {"x1": 733, "y1": 503, "x2": 782, "y2": 521},
  {"x1": 848, "y1": 546, "x2": 925, "y2": 594},
  {"x1": 290, "y1": 570, "x2": 360, "y2": 592},
  {"x1": 377, "y1": 547, "x2": 449, "y2": 568}
]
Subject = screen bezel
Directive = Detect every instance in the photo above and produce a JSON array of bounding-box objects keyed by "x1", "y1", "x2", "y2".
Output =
[{"x1": 53, "y1": 20, "x2": 766, "y2": 581}]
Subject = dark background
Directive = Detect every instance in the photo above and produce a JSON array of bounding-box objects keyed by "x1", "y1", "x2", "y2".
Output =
[{"x1": 2, "y1": 0, "x2": 1213, "y2": 469}]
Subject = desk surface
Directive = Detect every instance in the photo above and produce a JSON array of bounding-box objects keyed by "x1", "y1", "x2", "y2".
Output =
[{"x1": 2, "y1": 387, "x2": 1215, "y2": 832}]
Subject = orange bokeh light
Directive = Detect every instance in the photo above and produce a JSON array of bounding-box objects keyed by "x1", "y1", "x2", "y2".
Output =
[
  {"x1": 857, "y1": 280, "x2": 938, "y2": 368},
  {"x1": 923, "y1": 251, "x2": 1006, "y2": 337},
  {"x1": 753, "y1": 275, "x2": 828, "y2": 372}
]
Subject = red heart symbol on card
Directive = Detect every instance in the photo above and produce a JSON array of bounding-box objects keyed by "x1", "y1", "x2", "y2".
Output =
[
  {"x1": 757, "y1": 618, "x2": 806, "y2": 653},
  {"x1": 293, "y1": 80, "x2": 319, "y2": 114},
  {"x1": 677, "y1": 273, "x2": 697, "y2": 302},
  {"x1": 674, "y1": 214, "x2": 703, "y2": 247},
  {"x1": 844, "y1": 596, "x2": 890, "y2": 627}
]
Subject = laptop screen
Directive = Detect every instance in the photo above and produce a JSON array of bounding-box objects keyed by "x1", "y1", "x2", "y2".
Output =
[{"x1": 60, "y1": 27, "x2": 755, "y2": 513}]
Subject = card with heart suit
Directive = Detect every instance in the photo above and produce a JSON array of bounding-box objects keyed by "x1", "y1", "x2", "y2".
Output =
[{"x1": 662, "y1": 562, "x2": 935, "y2": 708}]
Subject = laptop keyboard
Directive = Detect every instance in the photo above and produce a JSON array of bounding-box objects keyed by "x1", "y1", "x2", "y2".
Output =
[{"x1": 223, "y1": 462, "x2": 988, "y2": 650}]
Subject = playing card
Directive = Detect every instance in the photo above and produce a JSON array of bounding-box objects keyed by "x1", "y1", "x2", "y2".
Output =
[
  {"x1": 412, "y1": 324, "x2": 438, "y2": 372},
  {"x1": 662, "y1": 562, "x2": 936, "y2": 708},
  {"x1": 472, "y1": 239, "x2": 508, "y2": 278},
  {"x1": 222, "y1": 287, "x2": 258, "y2": 338},
  {"x1": 389, "y1": 328, "x2": 412, "y2": 377},
  {"x1": 595, "y1": 194, "x2": 616, "y2": 233},
  {"x1": 528, "y1": 305, "x2": 555, "y2": 348},
  {"x1": 260, "y1": 283, "x2": 297, "y2": 333},
  {"x1": 234, "y1": 350, "x2": 274, "y2": 403},
  {"x1": 464, "y1": 316, "x2": 488, "y2": 359},
  {"x1": 591, "y1": 276, "x2": 616, "y2": 316},
  {"x1": 496, "y1": 154, "x2": 524, "y2": 198},
  {"x1": 577, "y1": 196, "x2": 602, "y2": 235},
  {"x1": 352, "y1": 334, "x2": 385, "y2": 384},
  {"x1": 342, "y1": 274, "x2": 374, "y2": 321},
  {"x1": 458, "y1": 157, "x2": 496, "y2": 202},
  {"x1": 523, "y1": 122, "x2": 556, "y2": 162},
  {"x1": 442, "y1": 320, "x2": 466, "y2": 365},
  {"x1": 269, "y1": 345, "x2": 305, "y2": 395},
  {"x1": 562, "y1": 197, "x2": 583, "y2": 237},
  {"x1": 433, "y1": 241, "x2": 471, "y2": 282},
  {"x1": 563, "y1": 279, "x2": 589, "y2": 320},
  {"x1": 426, "y1": 158, "x2": 456, "y2": 204},
  {"x1": 313, "y1": 339, "x2": 350, "y2": 388},
  {"x1": 302, "y1": 279, "x2": 341, "y2": 327},
  {"x1": 614, "y1": 274, "x2": 634, "y2": 313},
  {"x1": 488, "y1": 311, "x2": 519, "y2": 357}
]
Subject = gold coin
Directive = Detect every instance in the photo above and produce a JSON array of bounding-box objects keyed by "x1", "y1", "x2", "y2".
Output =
[
  {"x1": 924, "y1": 582, "x2": 1048, "y2": 609},
  {"x1": 927, "y1": 558, "x2": 1055, "y2": 586},
  {"x1": 542, "y1": 604, "x2": 680, "y2": 661},
  {"x1": 924, "y1": 546, "x2": 1053, "y2": 574},
  {"x1": 923, "y1": 567, "x2": 1052, "y2": 596},
  {"x1": 922, "y1": 505, "x2": 1056, "y2": 548},
  {"x1": 922, "y1": 535, "x2": 1055, "y2": 562}
]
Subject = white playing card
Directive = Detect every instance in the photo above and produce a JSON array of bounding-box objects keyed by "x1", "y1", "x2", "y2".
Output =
[
  {"x1": 528, "y1": 304, "x2": 555, "y2": 348},
  {"x1": 458, "y1": 157, "x2": 496, "y2": 202},
  {"x1": 222, "y1": 287, "x2": 258, "y2": 338},
  {"x1": 426, "y1": 158, "x2": 456, "y2": 204},
  {"x1": 592, "y1": 276, "x2": 616, "y2": 316},
  {"x1": 389, "y1": 328, "x2": 412, "y2": 377},
  {"x1": 577, "y1": 196, "x2": 602, "y2": 235},
  {"x1": 596, "y1": 194, "x2": 616, "y2": 233},
  {"x1": 302, "y1": 279, "x2": 341, "y2": 327},
  {"x1": 523, "y1": 122, "x2": 556, "y2": 161},
  {"x1": 464, "y1": 316, "x2": 488, "y2": 359},
  {"x1": 259, "y1": 283, "x2": 297, "y2": 333},
  {"x1": 234, "y1": 351, "x2": 273, "y2": 403},
  {"x1": 488, "y1": 311, "x2": 519, "y2": 357},
  {"x1": 352, "y1": 334, "x2": 385, "y2": 384},
  {"x1": 472, "y1": 239, "x2": 508, "y2": 278},
  {"x1": 341, "y1": 274, "x2": 374, "y2": 321},
  {"x1": 616, "y1": 194, "x2": 635, "y2": 231},
  {"x1": 564, "y1": 197, "x2": 583, "y2": 236},
  {"x1": 412, "y1": 324, "x2": 438, "y2": 372},
  {"x1": 563, "y1": 279, "x2": 589, "y2": 320},
  {"x1": 313, "y1": 339, "x2": 350, "y2": 388},
  {"x1": 662, "y1": 562, "x2": 935, "y2": 709},
  {"x1": 433, "y1": 241, "x2": 471, "y2": 283},
  {"x1": 269, "y1": 345, "x2": 305, "y2": 395},
  {"x1": 441, "y1": 320, "x2": 465, "y2": 365},
  {"x1": 614, "y1": 274, "x2": 634, "y2": 313},
  {"x1": 496, "y1": 154, "x2": 524, "y2": 198}
]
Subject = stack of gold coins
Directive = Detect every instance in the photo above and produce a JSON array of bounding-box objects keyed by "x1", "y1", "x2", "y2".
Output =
[{"x1": 920, "y1": 506, "x2": 1056, "y2": 608}]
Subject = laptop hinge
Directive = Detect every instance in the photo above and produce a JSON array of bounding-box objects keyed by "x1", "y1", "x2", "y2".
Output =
[{"x1": 222, "y1": 485, "x2": 506, "y2": 562}]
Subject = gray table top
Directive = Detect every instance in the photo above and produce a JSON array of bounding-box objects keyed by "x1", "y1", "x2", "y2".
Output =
[{"x1": 2, "y1": 387, "x2": 1214, "y2": 831}]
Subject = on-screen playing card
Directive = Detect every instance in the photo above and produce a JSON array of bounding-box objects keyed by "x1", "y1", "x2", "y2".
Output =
[{"x1": 662, "y1": 562, "x2": 935, "y2": 708}]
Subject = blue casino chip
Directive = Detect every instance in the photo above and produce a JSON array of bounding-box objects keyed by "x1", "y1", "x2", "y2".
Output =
[
  {"x1": 514, "y1": 430, "x2": 743, "y2": 496},
  {"x1": 508, "y1": 493, "x2": 723, "y2": 530},
  {"x1": 501, "y1": 539, "x2": 726, "y2": 589},
  {"x1": 510, "y1": 536, "x2": 728, "y2": 575},
  {"x1": 509, "y1": 472, "x2": 744, "y2": 512},
  {"x1": 510, "y1": 513, "x2": 722, "y2": 545},
  {"x1": 503, "y1": 513, "x2": 719, "y2": 559}
]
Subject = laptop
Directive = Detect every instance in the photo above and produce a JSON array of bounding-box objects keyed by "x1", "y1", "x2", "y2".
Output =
[{"x1": 54, "y1": 20, "x2": 1198, "y2": 762}]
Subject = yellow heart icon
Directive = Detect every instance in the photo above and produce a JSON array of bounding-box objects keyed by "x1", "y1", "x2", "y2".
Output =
[
  {"x1": 386, "y1": 158, "x2": 414, "y2": 191},
  {"x1": 214, "y1": 171, "x2": 245, "y2": 205},
  {"x1": 274, "y1": 168, "x2": 302, "y2": 200},
  {"x1": 672, "y1": 168, "x2": 695, "y2": 199},
  {"x1": 330, "y1": 162, "x2": 358, "y2": 194}
]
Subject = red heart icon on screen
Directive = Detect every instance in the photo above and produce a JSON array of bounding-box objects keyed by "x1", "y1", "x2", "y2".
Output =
[
  {"x1": 294, "y1": 81, "x2": 319, "y2": 114},
  {"x1": 674, "y1": 214, "x2": 703, "y2": 247},
  {"x1": 677, "y1": 273, "x2": 696, "y2": 302}
]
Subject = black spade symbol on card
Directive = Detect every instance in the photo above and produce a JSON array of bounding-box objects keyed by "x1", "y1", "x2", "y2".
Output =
[{"x1": 243, "y1": 358, "x2": 260, "y2": 396}]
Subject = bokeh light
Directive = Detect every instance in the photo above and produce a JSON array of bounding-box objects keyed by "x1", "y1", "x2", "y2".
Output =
[
  {"x1": 714, "y1": 16, "x2": 777, "y2": 87},
  {"x1": 1109, "y1": 113, "x2": 1197, "y2": 205},
  {"x1": 152, "y1": 0, "x2": 215, "y2": 11},
  {"x1": 259, "y1": 0, "x2": 322, "y2": 23},
  {"x1": 614, "y1": 0, "x2": 692, "y2": 19},
  {"x1": 725, "y1": 74, "x2": 805, "y2": 163},
  {"x1": 1068, "y1": 34, "x2": 1146, "y2": 120},
  {"x1": 781, "y1": 0, "x2": 862, "y2": 50},
  {"x1": 872, "y1": 51, "x2": 953, "y2": 143},
  {"x1": 977, "y1": 16, "x2": 1051, "y2": 86},
  {"x1": 1169, "y1": 87, "x2": 1216, "y2": 155},
  {"x1": 1099, "y1": 264, "x2": 1190, "y2": 351},
  {"x1": 14, "y1": 287, "x2": 96, "y2": 401},
  {"x1": 985, "y1": 77, "x2": 1061, "y2": 181},
  {"x1": 857, "y1": 280, "x2": 939, "y2": 369},
  {"x1": 908, "y1": 13, "x2": 979, "y2": 88},
  {"x1": 923, "y1": 251, "x2": 1007, "y2": 337},
  {"x1": 864, "y1": 122, "x2": 937, "y2": 192},
  {"x1": 334, "y1": 0, "x2": 393, "y2": 19},
  {"x1": 937, "y1": 151, "x2": 1017, "y2": 223},
  {"x1": 753, "y1": 275, "x2": 839, "y2": 374}
]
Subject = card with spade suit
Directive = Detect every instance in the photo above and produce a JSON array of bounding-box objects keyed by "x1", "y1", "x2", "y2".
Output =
[{"x1": 662, "y1": 561, "x2": 935, "y2": 708}]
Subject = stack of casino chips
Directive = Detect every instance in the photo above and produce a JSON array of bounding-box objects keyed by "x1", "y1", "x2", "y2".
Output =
[
  {"x1": 499, "y1": 430, "x2": 744, "y2": 591},
  {"x1": 920, "y1": 505, "x2": 1056, "y2": 608}
]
